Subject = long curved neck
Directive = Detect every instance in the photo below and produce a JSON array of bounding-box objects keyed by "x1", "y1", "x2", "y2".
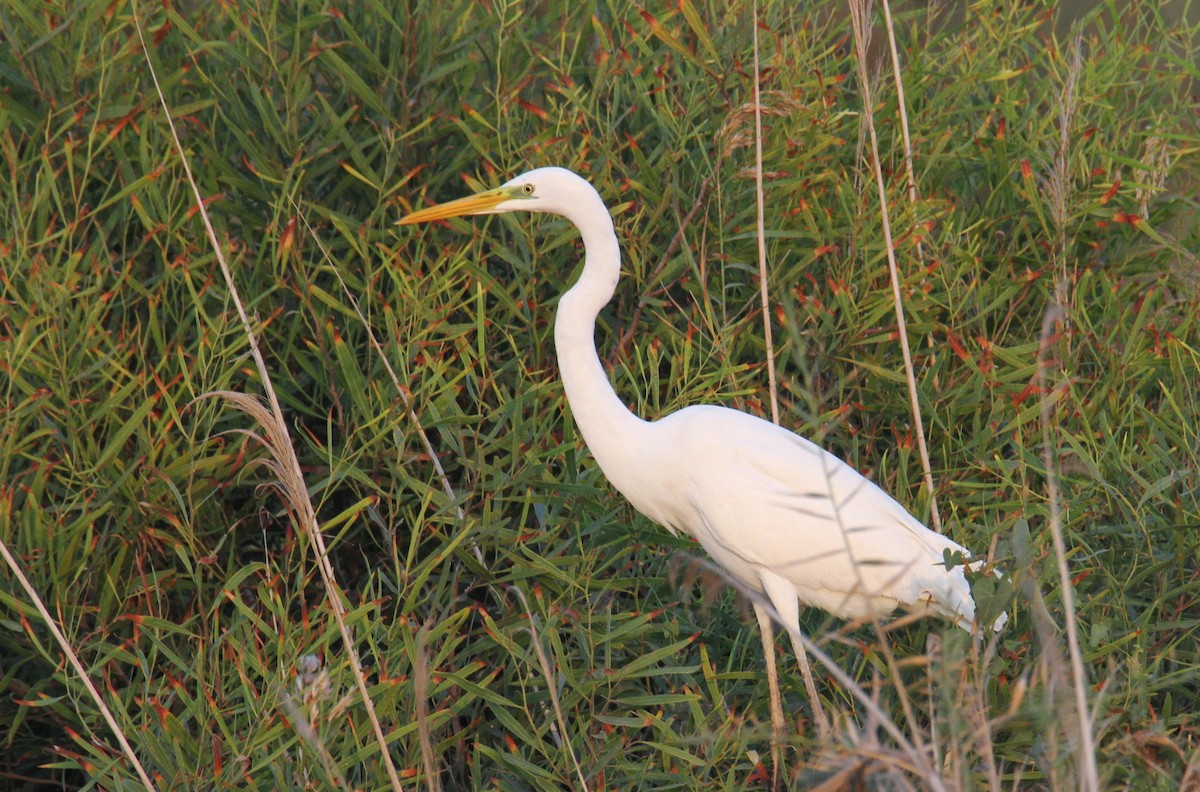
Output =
[{"x1": 553, "y1": 205, "x2": 647, "y2": 482}]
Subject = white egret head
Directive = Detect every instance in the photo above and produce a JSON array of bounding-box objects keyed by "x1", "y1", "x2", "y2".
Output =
[{"x1": 398, "y1": 167, "x2": 591, "y2": 225}]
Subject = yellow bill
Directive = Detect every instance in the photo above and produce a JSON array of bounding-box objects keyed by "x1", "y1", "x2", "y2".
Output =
[{"x1": 397, "y1": 185, "x2": 517, "y2": 225}]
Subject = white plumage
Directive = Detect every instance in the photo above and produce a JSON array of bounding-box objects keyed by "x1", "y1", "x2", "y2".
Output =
[{"x1": 400, "y1": 166, "x2": 1006, "y2": 747}]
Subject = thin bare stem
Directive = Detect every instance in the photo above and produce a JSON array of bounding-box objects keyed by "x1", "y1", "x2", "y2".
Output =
[
  {"x1": 748, "y1": 7, "x2": 787, "y2": 777},
  {"x1": 881, "y1": 0, "x2": 919, "y2": 207},
  {"x1": 848, "y1": 0, "x2": 942, "y2": 532},
  {"x1": 1037, "y1": 33, "x2": 1099, "y2": 790},
  {"x1": 1038, "y1": 308, "x2": 1099, "y2": 791},
  {"x1": 610, "y1": 174, "x2": 716, "y2": 362},
  {"x1": 0, "y1": 540, "x2": 157, "y2": 790},
  {"x1": 845, "y1": 3, "x2": 936, "y2": 762},
  {"x1": 687, "y1": 553, "x2": 949, "y2": 792},
  {"x1": 878, "y1": 0, "x2": 940, "y2": 534},
  {"x1": 414, "y1": 626, "x2": 443, "y2": 792},
  {"x1": 751, "y1": 8, "x2": 809, "y2": 783},
  {"x1": 132, "y1": 8, "x2": 404, "y2": 790},
  {"x1": 752, "y1": 1, "x2": 780, "y2": 425},
  {"x1": 512, "y1": 586, "x2": 590, "y2": 792},
  {"x1": 293, "y1": 206, "x2": 473, "y2": 546}
]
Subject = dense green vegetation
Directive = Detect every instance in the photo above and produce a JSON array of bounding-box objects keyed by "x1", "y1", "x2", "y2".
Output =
[{"x1": 1, "y1": 0, "x2": 1197, "y2": 788}]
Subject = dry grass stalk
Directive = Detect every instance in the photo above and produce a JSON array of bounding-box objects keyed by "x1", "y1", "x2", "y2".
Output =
[
  {"x1": 751, "y1": 4, "x2": 832, "y2": 784},
  {"x1": 689, "y1": 552, "x2": 949, "y2": 791},
  {"x1": 752, "y1": 0, "x2": 781, "y2": 427},
  {"x1": 847, "y1": 0, "x2": 943, "y2": 533},
  {"x1": 1037, "y1": 302, "x2": 1100, "y2": 791},
  {"x1": 1036, "y1": 32, "x2": 1100, "y2": 790},
  {"x1": 414, "y1": 625, "x2": 442, "y2": 792},
  {"x1": 846, "y1": 3, "x2": 948, "y2": 774},
  {"x1": 294, "y1": 208, "x2": 470, "y2": 539},
  {"x1": 0, "y1": 539, "x2": 158, "y2": 789},
  {"x1": 512, "y1": 585, "x2": 590, "y2": 792},
  {"x1": 131, "y1": 7, "x2": 406, "y2": 789}
]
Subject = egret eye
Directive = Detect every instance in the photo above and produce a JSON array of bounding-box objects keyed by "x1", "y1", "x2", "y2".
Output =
[{"x1": 521, "y1": 183, "x2": 535, "y2": 195}]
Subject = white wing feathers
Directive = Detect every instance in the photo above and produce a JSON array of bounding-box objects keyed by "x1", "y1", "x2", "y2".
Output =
[{"x1": 643, "y1": 405, "x2": 1004, "y2": 632}]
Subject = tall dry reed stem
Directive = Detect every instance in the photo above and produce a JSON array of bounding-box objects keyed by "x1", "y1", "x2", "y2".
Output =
[
  {"x1": 414, "y1": 626, "x2": 442, "y2": 792},
  {"x1": 1036, "y1": 32, "x2": 1100, "y2": 791},
  {"x1": 294, "y1": 208, "x2": 474, "y2": 555},
  {"x1": 703, "y1": 555, "x2": 949, "y2": 792},
  {"x1": 877, "y1": 0, "x2": 944, "y2": 529},
  {"x1": 847, "y1": 0, "x2": 943, "y2": 534},
  {"x1": 512, "y1": 586, "x2": 590, "y2": 792},
  {"x1": 132, "y1": 8, "x2": 405, "y2": 789},
  {"x1": 880, "y1": 0, "x2": 919, "y2": 208},
  {"x1": 846, "y1": 0, "x2": 943, "y2": 765},
  {"x1": 1038, "y1": 306, "x2": 1100, "y2": 789},
  {"x1": 752, "y1": 1, "x2": 780, "y2": 427},
  {"x1": 751, "y1": 8, "x2": 833, "y2": 782},
  {"x1": 0, "y1": 541, "x2": 158, "y2": 789}
]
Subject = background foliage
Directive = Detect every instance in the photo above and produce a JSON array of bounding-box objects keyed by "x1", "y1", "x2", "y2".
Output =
[{"x1": 1, "y1": 0, "x2": 1198, "y2": 789}]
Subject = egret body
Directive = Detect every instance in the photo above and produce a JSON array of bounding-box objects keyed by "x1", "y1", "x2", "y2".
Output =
[{"x1": 399, "y1": 166, "x2": 1005, "y2": 756}]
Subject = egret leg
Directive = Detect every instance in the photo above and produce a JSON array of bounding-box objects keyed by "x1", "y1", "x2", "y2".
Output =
[
  {"x1": 752, "y1": 602, "x2": 785, "y2": 791},
  {"x1": 787, "y1": 629, "x2": 830, "y2": 740},
  {"x1": 760, "y1": 574, "x2": 832, "y2": 741}
]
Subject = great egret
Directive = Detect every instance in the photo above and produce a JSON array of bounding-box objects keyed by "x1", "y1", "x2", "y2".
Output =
[{"x1": 399, "y1": 166, "x2": 1006, "y2": 759}]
